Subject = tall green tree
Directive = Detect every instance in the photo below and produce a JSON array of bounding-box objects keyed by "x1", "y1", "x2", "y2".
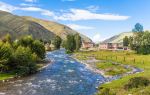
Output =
[
  {"x1": 0, "y1": 41, "x2": 12, "y2": 72},
  {"x1": 18, "y1": 35, "x2": 33, "y2": 47},
  {"x1": 11, "y1": 46, "x2": 37, "y2": 75},
  {"x1": 123, "y1": 36, "x2": 129, "y2": 46},
  {"x1": 53, "y1": 36, "x2": 62, "y2": 49},
  {"x1": 129, "y1": 25, "x2": 150, "y2": 54},
  {"x1": 31, "y1": 40, "x2": 45, "y2": 59},
  {"x1": 74, "y1": 33, "x2": 82, "y2": 51},
  {"x1": 17, "y1": 36, "x2": 45, "y2": 59},
  {"x1": 132, "y1": 23, "x2": 144, "y2": 32},
  {"x1": 65, "y1": 35, "x2": 76, "y2": 53}
]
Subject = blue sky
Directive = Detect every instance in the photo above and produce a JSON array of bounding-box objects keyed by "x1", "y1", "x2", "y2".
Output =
[{"x1": 0, "y1": 0, "x2": 150, "y2": 43}]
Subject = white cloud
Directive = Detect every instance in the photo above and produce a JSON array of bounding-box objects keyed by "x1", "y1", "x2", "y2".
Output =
[
  {"x1": 20, "y1": 7, "x2": 54, "y2": 16},
  {"x1": 24, "y1": 0, "x2": 37, "y2": 3},
  {"x1": 0, "y1": 1, "x2": 18, "y2": 12},
  {"x1": 0, "y1": 2, "x2": 54, "y2": 17},
  {"x1": 67, "y1": 24, "x2": 94, "y2": 30},
  {"x1": 0, "y1": 1, "x2": 130, "y2": 22},
  {"x1": 92, "y1": 34, "x2": 101, "y2": 43},
  {"x1": 20, "y1": 3, "x2": 35, "y2": 7},
  {"x1": 54, "y1": 9, "x2": 130, "y2": 21}
]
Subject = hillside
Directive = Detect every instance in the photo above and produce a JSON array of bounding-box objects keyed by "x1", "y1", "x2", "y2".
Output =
[
  {"x1": 23, "y1": 16, "x2": 92, "y2": 42},
  {"x1": 0, "y1": 10, "x2": 92, "y2": 42},
  {"x1": 0, "y1": 10, "x2": 56, "y2": 41},
  {"x1": 102, "y1": 32, "x2": 133, "y2": 43}
]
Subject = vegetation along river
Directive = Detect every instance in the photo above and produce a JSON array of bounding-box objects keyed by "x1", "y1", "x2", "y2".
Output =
[{"x1": 0, "y1": 49, "x2": 107, "y2": 95}]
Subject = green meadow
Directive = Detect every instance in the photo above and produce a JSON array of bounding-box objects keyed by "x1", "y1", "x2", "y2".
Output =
[{"x1": 75, "y1": 50, "x2": 150, "y2": 95}]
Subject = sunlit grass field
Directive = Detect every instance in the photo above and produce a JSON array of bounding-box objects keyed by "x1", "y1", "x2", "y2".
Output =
[
  {"x1": 75, "y1": 50, "x2": 150, "y2": 95},
  {"x1": 96, "y1": 62, "x2": 131, "y2": 76},
  {"x1": 0, "y1": 73, "x2": 15, "y2": 81}
]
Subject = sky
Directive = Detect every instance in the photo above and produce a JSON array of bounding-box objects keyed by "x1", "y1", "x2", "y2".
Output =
[{"x1": 0, "y1": 0, "x2": 150, "y2": 43}]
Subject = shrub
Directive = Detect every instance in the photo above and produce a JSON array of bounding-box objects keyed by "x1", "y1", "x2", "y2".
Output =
[
  {"x1": 31, "y1": 40, "x2": 45, "y2": 59},
  {"x1": 124, "y1": 77, "x2": 150, "y2": 90},
  {"x1": 97, "y1": 88, "x2": 116, "y2": 95},
  {"x1": 53, "y1": 36, "x2": 62, "y2": 49},
  {"x1": 0, "y1": 41, "x2": 12, "y2": 71},
  {"x1": 11, "y1": 46, "x2": 37, "y2": 75}
]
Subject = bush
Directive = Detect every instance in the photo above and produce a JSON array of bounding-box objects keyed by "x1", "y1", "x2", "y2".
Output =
[
  {"x1": 0, "y1": 35, "x2": 45, "y2": 76},
  {"x1": 97, "y1": 88, "x2": 116, "y2": 95},
  {"x1": 17, "y1": 36, "x2": 45, "y2": 59},
  {"x1": 10, "y1": 46, "x2": 37, "y2": 75},
  {"x1": 31, "y1": 40, "x2": 45, "y2": 59},
  {"x1": 124, "y1": 77, "x2": 150, "y2": 90},
  {"x1": 0, "y1": 41, "x2": 12, "y2": 71},
  {"x1": 53, "y1": 36, "x2": 62, "y2": 49}
]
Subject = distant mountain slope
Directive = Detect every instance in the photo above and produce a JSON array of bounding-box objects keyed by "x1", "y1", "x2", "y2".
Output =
[
  {"x1": 0, "y1": 10, "x2": 56, "y2": 41},
  {"x1": 102, "y1": 32, "x2": 133, "y2": 43},
  {"x1": 23, "y1": 16, "x2": 92, "y2": 42}
]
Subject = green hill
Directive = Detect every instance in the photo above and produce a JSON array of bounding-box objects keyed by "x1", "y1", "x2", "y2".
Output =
[
  {"x1": 102, "y1": 32, "x2": 133, "y2": 44},
  {"x1": 0, "y1": 10, "x2": 56, "y2": 41},
  {"x1": 0, "y1": 10, "x2": 92, "y2": 42}
]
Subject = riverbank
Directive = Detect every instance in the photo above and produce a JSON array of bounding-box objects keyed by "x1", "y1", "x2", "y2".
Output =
[
  {"x1": 74, "y1": 50, "x2": 150, "y2": 95},
  {"x1": 72, "y1": 54, "x2": 142, "y2": 81},
  {"x1": 0, "y1": 59, "x2": 51, "y2": 83},
  {"x1": 0, "y1": 49, "x2": 105, "y2": 95}
]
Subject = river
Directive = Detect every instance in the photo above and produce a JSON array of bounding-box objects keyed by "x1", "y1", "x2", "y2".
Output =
[{"x1": 0, "y1": 49, "x2": 106, "y2": 95}]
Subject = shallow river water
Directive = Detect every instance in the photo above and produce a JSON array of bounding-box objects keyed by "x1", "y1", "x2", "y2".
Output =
[{"x1": 0, "y1": 49, "x2": 107, "y2": 95}]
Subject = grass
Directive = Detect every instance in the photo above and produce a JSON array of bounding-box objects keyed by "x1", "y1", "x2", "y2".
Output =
[
  {"x1": 0, "y1": 73, "x2": 16, "y2": 81},
  {"x1": 0, "y1": 63, "x2": 47, "y2": 81},
  {"x1": 75, "y1": 50, "x2": 150, "y2": 95},
  {"x1": 96, "y1": 62, "x2": 130, "y2": 76}
]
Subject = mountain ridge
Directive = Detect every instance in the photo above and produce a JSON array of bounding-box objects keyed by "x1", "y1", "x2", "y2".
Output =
[
  {"x1": 22, "y1": 16, "x2": 92, "y2": 42},
  {"x1": 0, "y1": 10, "x2": 92, "y2": 42}
]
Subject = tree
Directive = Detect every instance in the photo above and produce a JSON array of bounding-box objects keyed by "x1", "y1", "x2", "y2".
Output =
[
  {"x1": 31, "y1": 40, "x2": 45, "y2": 59},
  {"x1": 17, "y1": 36, "x2": 45, "y2": 59},
  {"x1": 65, "y1": 35, "x2": 76, "y2": 53},
  {"x1": 53, "y1": 36, "x2": 62, "y2": 49},
  {"x1": 11, "y1": 46, "x2": 37, "y2": 75},
  {"x1": 74, "y1": 33, "x2": 82, "y2": 51},
  {"x1": 123, "y1": 36, "x2": 129, "y2": 47},
  {"x1": 0, "y1": 41, "x2": 12, "y2": 72},
  {"x1": 18, "y1": 35, "x2": 33, "y2": 47},
  {"x1": 132, "y1": 23, "x2": 144, "y2": 32}
]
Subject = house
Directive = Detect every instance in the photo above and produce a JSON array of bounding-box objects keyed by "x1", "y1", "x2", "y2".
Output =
[
  {"x1": 99, "y1": 43, "x2": 123, "y2": 50},
  {"x1": 99, "y1": 41, "x2": 131, "y2": 51},
  {"x1": 99, "y1": 32, "x2": 133, "y2": 50},
  {"x1": 82, "y1": 42, "x2": 94, "y2": 49}
]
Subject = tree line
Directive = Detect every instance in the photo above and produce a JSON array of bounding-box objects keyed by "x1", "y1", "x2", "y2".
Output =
[
  {"x1": 123, "y1": 23, "x2": 150, "y2": 54},
  {"x1": 52, "y1": 33, "x2": 82, "y2": 53},
  {"x1": 0, "y1": 34, "x2": 45, "y2": 76}
]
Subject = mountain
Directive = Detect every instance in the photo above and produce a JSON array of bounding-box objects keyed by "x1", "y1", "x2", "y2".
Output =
[
  {"x1": 23, "y1": 16, "x2": 92, "y2": 42},
  {"x1": 0, "y1": 10, "x2": 92, "y2": 42},
  {"x1": 102, "y1": 32, "x2": 133, "y2": 43},
  {"x1": 0, "y1": 10, "x2": 56, "y2": 41}
]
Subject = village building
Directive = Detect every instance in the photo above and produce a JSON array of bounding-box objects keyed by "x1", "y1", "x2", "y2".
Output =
[
  {"x1": 82, "y1": 42, "x2": 94, "y2": 49},
  {"x1": 99, "y1": 32, "x2": 133, "y2": 50},
  {"x1": 99, "y1": 43, "x2": 125, "y2": 50}
]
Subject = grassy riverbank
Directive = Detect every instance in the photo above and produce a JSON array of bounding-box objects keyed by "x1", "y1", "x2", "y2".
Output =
[
  {"x1": 0, "y1": 73, "x2": 16, "y2": 81},
  {"x1": 0, "y1": 62, "x2": 49, "y2": 81},
  {"x1": 75, "y1": 50, "x2": 150, "y2": 95},
  {"x1": 96, "y1": 62, "x2": 131, "y2": 76}
]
